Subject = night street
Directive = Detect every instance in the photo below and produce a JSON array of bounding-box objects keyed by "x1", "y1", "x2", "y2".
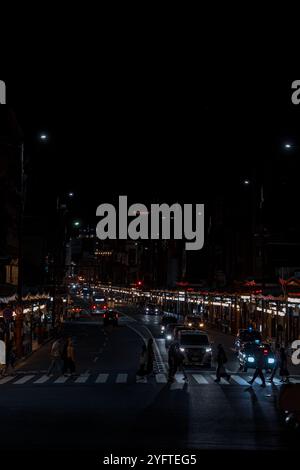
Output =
[
  {"x1": 2, "y1": 74, "x2": 300, "y2": 463},
  {"x1": 0, "y1": 306, "x2": 298, "y2": 453}
]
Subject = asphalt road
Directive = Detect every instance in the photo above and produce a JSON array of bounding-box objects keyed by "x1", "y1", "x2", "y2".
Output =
[{"x1": 0, "y1": 304, "x2": 298, "y2": 459}]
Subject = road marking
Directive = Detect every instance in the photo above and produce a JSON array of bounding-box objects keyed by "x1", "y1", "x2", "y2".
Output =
[
  {"x1": 192, "y1": 374, "x2": 209, "y2": 384},
  {"x1": 95, "y1": 373, "x2": 109, "y2": 383},
  {"x1": 290, "y1": 378, "x2": 300, "y2": 384},
  {"x1": 33, "y1": 375, "x2": 50, "y2": 384},
  {"x1": 75, "y1": 374, "x2": 90, "y2": 383},
  {"x1": 230, "y1": 375, "x2": 249, "y2": 386},
  {"x1": 54, "y1": 375, "x2": 69, "y2": 383},
  {"x1": 136, "y1": 377, "x2": 147, "y2": 383},
  {"x1": 211, "y1": 375, "x2": 230, "y2": 384},
  {"x1": 116, "y1": 373, "x2": 128, "y2": 383},
  {"x1": 156, "y1": 373, "x2": 167, "y2": 383},
  {"x1": 0, "y1": 376, "x2": 15, "y2": 385},
  {"x1": 14, "y1": 375, "x2": 35, "y2": 384}
]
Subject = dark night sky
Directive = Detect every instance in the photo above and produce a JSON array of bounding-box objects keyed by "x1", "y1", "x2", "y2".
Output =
[{"x1": 3, "y1": 73, "x2": 300, "y2": 226}]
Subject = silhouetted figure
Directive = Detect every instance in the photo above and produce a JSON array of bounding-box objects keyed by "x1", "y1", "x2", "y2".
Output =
[
  {"x1": 215, "y1": 344, "x2": 230, "y2": 383},
  {"x1": 168, "y1": 341, "x2": 188, "y2": 383},
  {"x1": 136, "y1": 344, "x2": 147, "y2": 381},
  {"x1": 268, "y1": 343, "x2": 280, "y2": 383},
  {"x1": 248, "y1": 347, "x2": 266, "y2": 387},
  {"x1": 146, "y1": 338, "x2": 155, "y2": 376},
  {"x1": 279, "y1": 347, "x2": 290, "y2": 383},
  {"x1": 63, "y1": 337, "x2": 75, "y2": 375},
  {"x1": 47, "y1": 338, "x2": 62, "y2": 376}
]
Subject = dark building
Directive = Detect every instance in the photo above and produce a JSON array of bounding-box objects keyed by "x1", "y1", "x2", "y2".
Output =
[{"x1": 0, "y1": 108, "x2": 22, "y2": 292}]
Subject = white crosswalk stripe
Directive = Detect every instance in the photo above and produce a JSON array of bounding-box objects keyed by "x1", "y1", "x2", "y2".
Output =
[
  {"x1": 116, "y1": 373, "x2": 128, "y2": 383},
  {"x1": 1, "y1": 372, "x2": 299, "y2": 386},
  {"x1": 95, "y1": 373, "x2": 109, "y2": 383},
  {"x1": 14, "y1": 375, "x2": 35, "y2": 385},
  {"x1": 54, "y1": 375, "x2": 69, "y2": 384},
  {"x1": 230, "y1": 375, "x2": 249, "y2": 386},
  {"x1": 156, "y1": 373, "x2": 167, "y2": 383},
  {"x1": 192, "y1": 374, "x2": 209, "y2": 384},
  {"x1": 75, "y1": 374, "x2": 90, "y2": 383},
  {"x1": 211, "y1": 375, "x2": 230, "y2": 384},
  {"x1": 0, "y1": 375, "x2": 15, "y2": 385},
  {"x1": 33, "y1": 374, "x2": 51, "y2": 384}
]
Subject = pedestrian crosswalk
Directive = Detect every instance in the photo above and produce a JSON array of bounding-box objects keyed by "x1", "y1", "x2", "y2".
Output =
[{"x1": 1, "y1": 372, "x2": 300, "y2": 387}]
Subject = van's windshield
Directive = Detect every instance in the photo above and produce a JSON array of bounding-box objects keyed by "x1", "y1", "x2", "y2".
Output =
[{"x1": 180, "y1": 334, "x2": 209, "y2": 346}]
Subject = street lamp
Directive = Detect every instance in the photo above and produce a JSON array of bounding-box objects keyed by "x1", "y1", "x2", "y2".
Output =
[
  {"x1": 40, "y1": 133, "x2": 48, "y2": 141},
  {"x1": 73, "y1": 221, "x2": 80, "y2": 227},
  {"x1": 243, "y1": 179, "x2": 250, "y2": 185},
  {"x1": 68, "y1": 192, "x2": 74, "y2": 198},
  {"x1": 284, "y1": 143, "x2": 292, "y2": 149}
]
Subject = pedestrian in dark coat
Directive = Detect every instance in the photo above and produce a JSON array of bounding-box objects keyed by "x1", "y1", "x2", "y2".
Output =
[
  {"x1": 279, "y1": 347, "x2": 290, "y2": 383},
  {"x1": 146, "y1": 338, "x2": 155, "y2": 376},
  {"x1": 215, "y1": 344, "x2": 230, "y2": 383},
  {"x1": 136, "y1": 344, "x2": 147, "y2": 381},
  {"x1": 248, "y1": 347, "x2": 266, "y2": 387}
]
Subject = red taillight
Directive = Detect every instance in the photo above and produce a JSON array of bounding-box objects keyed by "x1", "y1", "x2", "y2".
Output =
[
  {"x1": 93, "y1": 305, "x2": 96, "y2": 310},
  {"x1": 104, "y1": 305, "x2": 107, "y2": 309},
  {"x1": 263, "y1": 349, "x2": 268, "y2": 355},
  {"x1": 103, "y1": 314, "x2": 106, "y2": 318}
]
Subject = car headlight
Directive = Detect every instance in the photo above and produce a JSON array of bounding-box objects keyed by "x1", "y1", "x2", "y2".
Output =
[
  {"x1": 180, "y1": 347, "x2": 185, "y2": 352},
  {"x1": 200, "y1": 323, "x2": 204, "y2": 327},
  {"x1": 206, "y1": 348, "x2": 212, "y2": 353},
  {"x1": 146, "y1": 308, "x2": 149, "y2": 311},
  {"x1": 155, "y1": 308, "x2": 158, "y2": 312},
  {"x1": 166, "y1": 335, "x2": 172, "y2": 340},
  {"x1": 188, "y1": 323, "x2": 192, "y2": 327},
  {"x1": 268, "y1": 358, "x2": 275, "y2": 364},
  {"x1": 247, "y1": 356, "x2": 255, "y2": 363},
  {"x1": 161, "y1": 326, "x2": 165, "y2": 331}
]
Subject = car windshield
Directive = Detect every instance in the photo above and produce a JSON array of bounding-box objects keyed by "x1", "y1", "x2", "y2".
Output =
[
  {"x1": 180, "y1": 334, "x2": 209, "y2": 346},
  {"x1": 244, "y1": 343, "x2": 258, "y2": 353},
  {"x1": 240, "y1": 331, "x2": 261, "y2": 342}
]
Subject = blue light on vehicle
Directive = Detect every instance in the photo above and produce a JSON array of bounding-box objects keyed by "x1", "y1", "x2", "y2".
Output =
[
  {"x1": 268, "y1": 358, "x2": 275, "y2": 364},
  {"x1": 248, "y1": 327, "x2": 253, "y2": 332},
  {"x1": 255, "y1": 339, "x2": 260, "y2": 344},
  {"x1": 247, "y1": 356, "x2": 255, "y2": 363}
]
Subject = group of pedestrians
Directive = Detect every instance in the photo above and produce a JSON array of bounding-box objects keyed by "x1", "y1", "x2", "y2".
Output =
[
  {"x1": 140, "y1": 337, "x2": 291, "y2": 386},
  {"x1": 47, "y1": 336, "x2": 76, "y2": 377},
  {"x1": 248, "y1": 343, "x2": 290, "y2": 388}
]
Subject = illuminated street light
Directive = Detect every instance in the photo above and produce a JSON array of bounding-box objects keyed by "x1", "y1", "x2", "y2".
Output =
[
  {"x1": 73, "y1": 221, "x2": 80, "y2": 227},
  {"x1": 285, "y1": 143, "x2": 292, "y2": 149},
  {"x1": 68, "y1": 192, "x2": 74, "y2": 198},
  {"x1": 40, "y1": 133, "x2": 48, "y2": 140},
  {"x1": 243, "y1": 180, "x2": 250, "y2": 185}
]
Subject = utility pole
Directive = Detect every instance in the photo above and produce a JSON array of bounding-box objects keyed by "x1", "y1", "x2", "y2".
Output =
[{"x1": 16, "y1": 143, "x2": 25, "y2": 358}]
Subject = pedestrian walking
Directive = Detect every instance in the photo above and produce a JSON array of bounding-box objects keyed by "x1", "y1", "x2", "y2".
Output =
[
  {"x1": 279, "y1": 347, "x2": 290, "y2": 383},
  {"x1": 168, "y1": 341, "x2": 188, "y2": 383},
  {"x1": 136, "y1": 344, "x2": 147, "y2": 381},
  {"x1": 248, "y1": 347, "x2": 266, "y2": 387},
  {"x1": 1, "y1": 341, "x2": 16, "y2": 376},
  {"x1": 268, "y1": 343, "x2": 280, "y2": 383},
  {"x1": 214, "y1": 344, "x2": 231, "y2": 383},
  {"x1": 63, "y1": 337, "x2": 76, "y2": 376},
  {"x1": 146, "y1": 338, "x2": 155, "y2": 376},
  {"x1": 47, "y1": 338, "x2": 62, "y2": 376}
]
